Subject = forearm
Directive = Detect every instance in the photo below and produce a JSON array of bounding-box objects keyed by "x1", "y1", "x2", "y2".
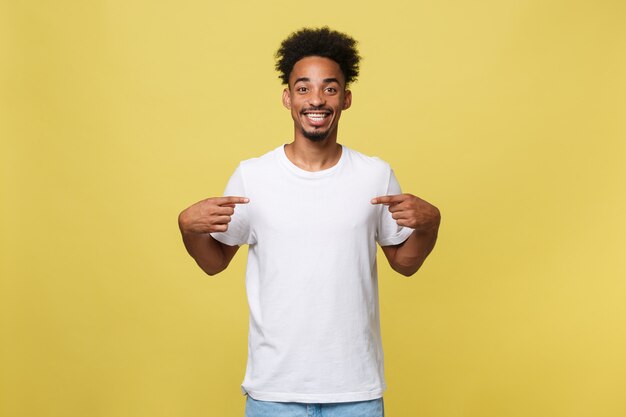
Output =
[
  {"x1": 180, "y1": 231, "x2": 230, "y2": 275},
  {"x1": 178, "y1": 211, "x2": 234, "y2": 276},
  {"x1": 388, "y1": 223, "x2": 439, "y2": 276}
]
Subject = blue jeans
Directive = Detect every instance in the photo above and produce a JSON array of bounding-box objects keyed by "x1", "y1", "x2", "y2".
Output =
[{"x1": 245, "y1": 395, "x2": 384, "y2": 417}]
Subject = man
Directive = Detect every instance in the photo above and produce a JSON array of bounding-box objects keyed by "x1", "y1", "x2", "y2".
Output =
[{"x1": 178, "y1": 27, "x2": 440, "y2": 417}]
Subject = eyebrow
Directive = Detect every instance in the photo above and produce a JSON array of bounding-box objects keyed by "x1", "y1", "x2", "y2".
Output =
[{"x1": 293, "y1": 77, "x2": 341, "y2": 85}]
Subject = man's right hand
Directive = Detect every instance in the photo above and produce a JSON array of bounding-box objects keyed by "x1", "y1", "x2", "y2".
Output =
[{"x1": 178, "y1": 196, "x2": 249, "y2": 234}]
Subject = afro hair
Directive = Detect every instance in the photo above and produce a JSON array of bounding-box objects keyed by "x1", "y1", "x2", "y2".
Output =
[{"x1": 275, "y1": 27, "x2": 361, "y2": 86}]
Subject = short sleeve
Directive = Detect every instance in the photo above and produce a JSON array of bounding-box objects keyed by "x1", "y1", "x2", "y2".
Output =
[
  {"x1": 376, "y1": 169, "x2": 414, "y2": 246},
  {"x1": 210, "y1": 166, "x2": 253, "y2": 246}
]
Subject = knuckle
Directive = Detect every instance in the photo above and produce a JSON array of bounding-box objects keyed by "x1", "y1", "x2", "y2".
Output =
[{"x1": 213, "y1": 224, "x2": 227, "y2": 232}]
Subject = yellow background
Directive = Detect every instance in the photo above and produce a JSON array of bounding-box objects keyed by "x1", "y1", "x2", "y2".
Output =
[{"x1": 2, "y1": 1, "x2": 625, "y2": 416}]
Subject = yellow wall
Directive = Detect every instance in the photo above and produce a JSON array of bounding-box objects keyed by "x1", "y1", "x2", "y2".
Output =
[{"x1": 2, "y1": 1, "x2": 625, "y2": 416}]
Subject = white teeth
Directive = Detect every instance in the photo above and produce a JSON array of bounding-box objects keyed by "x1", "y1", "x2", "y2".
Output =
[{"x1": 306, "y1": 113, "x2": 328, "y2": 120}]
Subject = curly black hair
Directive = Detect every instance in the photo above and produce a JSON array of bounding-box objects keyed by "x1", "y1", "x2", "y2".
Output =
[{"x1": 275, "y1": 27, "x2": 361, "y2": 86}]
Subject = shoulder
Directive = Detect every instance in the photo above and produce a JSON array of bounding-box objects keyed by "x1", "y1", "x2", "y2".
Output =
[
  {"x1": 343, "y1": 146, "x2": 392, "y2": 176},
  {"x1": 236, "y1": 145, "x2": 283, "y2": 173}
]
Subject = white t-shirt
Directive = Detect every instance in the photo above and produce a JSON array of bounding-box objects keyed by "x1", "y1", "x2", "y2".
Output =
[{"x1": 211, "y1": 145, "x2": 413, "y2": 403}]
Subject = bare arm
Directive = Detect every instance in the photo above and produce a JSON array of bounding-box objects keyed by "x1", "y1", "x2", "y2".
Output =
[
  {"x1": 372, "y1": 194, "x2": 441, "y2": 277},
  {"x1": 178, "y1": 196, "x2": 248, "y2": 276}
]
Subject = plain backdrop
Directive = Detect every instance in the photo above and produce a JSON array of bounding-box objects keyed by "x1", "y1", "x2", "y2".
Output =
[{"x1": 1, "y1": 1, "x2": 625, "y2": 416}]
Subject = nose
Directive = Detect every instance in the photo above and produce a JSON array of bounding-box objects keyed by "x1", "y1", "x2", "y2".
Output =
[{"x1": 307, "y1": 88, "x2": 326, "y2": 107}]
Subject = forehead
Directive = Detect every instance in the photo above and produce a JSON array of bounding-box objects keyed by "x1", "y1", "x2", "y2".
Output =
[{"x1": 289, "y1": 56, "x2": 345, "y2": 85}]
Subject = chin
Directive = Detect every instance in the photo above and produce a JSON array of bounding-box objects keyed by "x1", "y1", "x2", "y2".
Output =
[{"x1": 301, "y1": 128, "x2": 330, "y2": 142}]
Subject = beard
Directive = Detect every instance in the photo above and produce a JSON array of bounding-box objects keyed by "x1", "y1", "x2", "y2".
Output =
[{"x1": 301, "y1": 127, "x2": 329, "y2": 142}]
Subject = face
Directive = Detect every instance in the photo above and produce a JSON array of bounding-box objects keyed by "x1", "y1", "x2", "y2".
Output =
[{"x1": 282, "y1": 56, "x2": 352, "y2": 143}]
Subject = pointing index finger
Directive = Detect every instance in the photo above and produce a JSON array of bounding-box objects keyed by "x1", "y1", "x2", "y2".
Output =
[
  {"x1": 370, "y1": 194, "x2": 405, "y2": 205},
  {"x1": 216, "y1": 196, "x2": 249, "y2": 206}
]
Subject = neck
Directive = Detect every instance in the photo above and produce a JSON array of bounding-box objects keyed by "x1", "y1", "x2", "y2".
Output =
[{"x1": 284, "y1": 136, "x2": 342, "y2": 172}]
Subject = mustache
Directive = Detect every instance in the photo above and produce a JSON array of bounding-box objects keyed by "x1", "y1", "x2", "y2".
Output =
[{"x1": 301, "y1": 106, "x2": 332, "y2": 114}]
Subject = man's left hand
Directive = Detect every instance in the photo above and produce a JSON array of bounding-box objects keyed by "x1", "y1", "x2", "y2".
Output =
[{"x1": 371, "y1": 194, "x2": 440, "y2": 231}]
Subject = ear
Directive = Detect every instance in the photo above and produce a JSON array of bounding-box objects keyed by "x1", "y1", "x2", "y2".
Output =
[
  {"x1": 282, "y1": 88, "x2": 291, "y2": 109},
  {"x1": 342, "y1": 90, "x2": 352, "y2": 110}
]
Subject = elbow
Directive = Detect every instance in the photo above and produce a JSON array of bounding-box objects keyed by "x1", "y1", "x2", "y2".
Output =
[
  {"x1": 200, "y1": 266, "x2": 225, "y2": 277},
  {"x1": 391, "y1": 253, "x2": 428, "y2": 277},
  {"x1": 392, "y1": 262, "x2": 423, "y2": 277},
  {"x1": 196, "y1": 258, "x2": 229, "y2": 277},
  {"x1": 391, "y1": 259, "x2": 424, "y2": 277},
  {"x1": 203, "y1": 268, "x2": 221, "y2": 277}
]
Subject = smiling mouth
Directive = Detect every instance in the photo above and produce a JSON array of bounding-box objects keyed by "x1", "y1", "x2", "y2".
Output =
[{"x1": 303, "y1": 110, "x2": 332, "y2": 124}]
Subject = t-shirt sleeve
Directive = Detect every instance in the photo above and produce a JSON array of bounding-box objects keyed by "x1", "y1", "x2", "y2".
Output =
[
  {"x1": 210, "y1": 165, "x2": 253, "y2": 246},
  {"x1": 376, "y1": 169, "x2": 414, "y2": 246}
]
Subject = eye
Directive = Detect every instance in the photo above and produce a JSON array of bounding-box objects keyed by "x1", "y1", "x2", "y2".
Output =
[
  {"x1": 325, "y1": 87, "x2": 337, "y2": 94},
  {"x1": 296, "y1": 86, "x2": 308, "y2": 93}
]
